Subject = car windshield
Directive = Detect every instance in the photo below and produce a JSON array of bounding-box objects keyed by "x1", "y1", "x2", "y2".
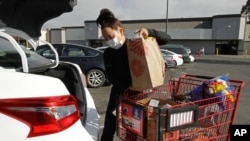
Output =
[{"x1": 0, "y1": 37, "x2": 55, "y2": 72}]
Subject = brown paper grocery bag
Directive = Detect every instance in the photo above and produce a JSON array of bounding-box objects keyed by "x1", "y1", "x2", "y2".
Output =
[{"x1": 127, "y1": 37, "x2": 165, "y2": 91}]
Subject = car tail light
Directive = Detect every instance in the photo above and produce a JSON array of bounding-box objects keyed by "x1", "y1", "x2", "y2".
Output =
[
  {"x1": 178, "y1": 55, "x2": 183, "y2": 59},
  {"x1": 0, "y1": 95, "x2": 80, "y2": 137}
]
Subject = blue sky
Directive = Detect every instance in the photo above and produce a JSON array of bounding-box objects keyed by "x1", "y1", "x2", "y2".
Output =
[{"x1": 42, "y1": 0, "x2": 247, "y2": 29}]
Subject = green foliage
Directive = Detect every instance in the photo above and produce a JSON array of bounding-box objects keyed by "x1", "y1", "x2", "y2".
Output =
[{"x1": 241, "y1": 0, "x2": 250, "y2": 14}]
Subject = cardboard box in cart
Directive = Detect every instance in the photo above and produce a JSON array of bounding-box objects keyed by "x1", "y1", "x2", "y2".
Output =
[
  {"x1": 118, "y1": 85, "x2": 199, "y2": 141},
  {"x1": 136, "y1": 98, "x2": 189, "y2": 141},
  {"x1": 118, "y1": 89, "x2": 198, "y2": 141}
]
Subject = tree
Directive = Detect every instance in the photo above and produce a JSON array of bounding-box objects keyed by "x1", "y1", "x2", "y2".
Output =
[{"x1": 241, "y1": 0, "x2": 250, "y2": 15}]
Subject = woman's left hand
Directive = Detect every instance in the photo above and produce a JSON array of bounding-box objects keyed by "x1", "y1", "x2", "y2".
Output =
[{"x1": 135, "y1": 28, "x2": 149, "y2": 39}]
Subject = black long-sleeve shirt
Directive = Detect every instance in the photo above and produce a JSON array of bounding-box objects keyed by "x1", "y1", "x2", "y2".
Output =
[{"x1": 104, "y1": 29, "x2": 171, "y2": 90}]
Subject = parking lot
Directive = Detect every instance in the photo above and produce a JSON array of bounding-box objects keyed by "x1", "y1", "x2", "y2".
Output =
[{"x1": 88, "y1": 55, "x2": 250, "y2": 140}]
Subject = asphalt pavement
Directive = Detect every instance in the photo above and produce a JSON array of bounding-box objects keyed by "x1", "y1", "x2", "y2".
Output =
[{"x1": 88, "y1": 55, "x2": 250, "y2": 141}]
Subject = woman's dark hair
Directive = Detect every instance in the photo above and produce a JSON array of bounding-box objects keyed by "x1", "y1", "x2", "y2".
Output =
[{"x1": 96, "y1": 8, "x2": 123, "y2": 29}]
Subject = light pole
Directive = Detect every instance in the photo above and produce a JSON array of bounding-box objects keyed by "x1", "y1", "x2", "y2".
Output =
[{"x1": 166, "y1": 0, "x2": 169, "y2": 33}]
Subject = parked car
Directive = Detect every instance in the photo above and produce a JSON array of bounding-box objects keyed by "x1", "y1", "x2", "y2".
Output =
[
  {"x1": 0, "y1": 0, "x2": 99, "y2": 140},
  {"x1": 36, "y1": 43, "x2": 109, "y2": 88},
  {"x1": 96, "y1": 46, "x2": 109, "y2": 52},
  {"x1": 189, "y1": 54, "x2": 195, "y2": 62},
  {"x1": 161, "y1": 52, "x2": 177, "y2": 68},
  {"x1": 98, "y1": 46, "x2": 176, "y2": 69},
  {"x1": 161, "y1": 49, "x2": 184, "y2": 66},
  {"x1": 184, "y1": 47, "x2": 191, "y2": 54},
  {"x1": 160, "y1": 44, "x2": 191, "y2": 63},
  {"x1": 0, "y1": 28, "x2": 99, "y2": 141}
]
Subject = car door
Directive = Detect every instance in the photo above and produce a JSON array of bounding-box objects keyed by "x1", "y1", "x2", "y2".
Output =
[
  {"x1": 60, "y1": 44, "x2": 96, "y2": 73},
  {"x1": 36, "y1": 44, "x2": 61, "y2": 59}
]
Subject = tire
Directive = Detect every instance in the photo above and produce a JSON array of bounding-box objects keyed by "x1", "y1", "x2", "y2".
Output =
[
  {"x1": 86, "y1": 69, "x2": 106, "y2": 88},
  {"x1": 173, "y1": 60, "x2": 177, "y2": 68}
]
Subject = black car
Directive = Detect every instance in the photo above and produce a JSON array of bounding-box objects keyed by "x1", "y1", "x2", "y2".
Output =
[
  {"x1": 36, "y1": 43, "x2": 109, "y2": 88},
  {"x1": 96, "y1": 46, "x2": 109, "y2": 52}
]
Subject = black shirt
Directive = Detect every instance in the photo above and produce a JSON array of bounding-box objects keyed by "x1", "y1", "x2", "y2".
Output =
[{"x1": 103, "y1": 29, "x2": 171, "y2": 89}]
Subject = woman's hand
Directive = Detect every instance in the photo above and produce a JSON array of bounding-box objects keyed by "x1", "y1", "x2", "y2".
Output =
[{"x1": 134, "y1": 28, "x2": 149, "y2": 39}]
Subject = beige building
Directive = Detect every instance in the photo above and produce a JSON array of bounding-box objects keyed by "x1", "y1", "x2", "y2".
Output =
[{"x1": 44, "y1": 14, "x2": 250, "y2": 55}]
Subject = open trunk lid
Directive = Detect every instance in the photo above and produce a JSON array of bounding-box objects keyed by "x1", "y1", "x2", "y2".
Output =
[{"x1": 0, "y1": 0, "x2": 77, "y2": 39}]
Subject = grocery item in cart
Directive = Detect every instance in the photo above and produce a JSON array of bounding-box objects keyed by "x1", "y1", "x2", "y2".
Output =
[
  {"x1": 121, "y1": 100, "x2": 146, "y2": 137},
  {"x1": 144, "y1": 98, "x2": 181, "y2": 141},
  {"x1": 123, "y1": 95, "x2": 197, "y2": 141},
  {"x1": 117, "y1": 74, "x2": 245, "y2": 141},
  {"x1": 187, "y1": 74, "x2": 234, "y2": 110}
]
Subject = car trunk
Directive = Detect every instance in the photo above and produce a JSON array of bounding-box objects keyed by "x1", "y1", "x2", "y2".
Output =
[
  {"x1": 0, "y1": 0, "x2": 89, "y2": 131},
  {"x1": 0, "y1": 0, "x2": 76, "y2": 38},
  {"x1": 33, "y1": 62, "x2": 87, "y2": 126}
]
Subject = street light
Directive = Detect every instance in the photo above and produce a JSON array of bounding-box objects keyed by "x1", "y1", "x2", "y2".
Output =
[{"x1": 166, "y1": 0, "x2": 169, "y2": 33}]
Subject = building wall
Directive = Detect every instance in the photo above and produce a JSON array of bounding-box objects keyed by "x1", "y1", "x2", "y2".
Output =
[
  {"x1": 39, "y1": 30, "x2": 47, "y2": 41},
  {"x1": 66, "y1": 40, "x2": 87, "y2": 45},
  {"x1": 239, "y1": 17, "x2": 247, "y2": 39},
  {"x1": 48, "y1": 27, "x2": 87, "y2": 45},
  {"x1": 38, "y1": 30, "x2": 49, "y2": 46},
  {"x1": 65, "y1": 27, "x2": 85, "y2": 40},
  {"x1": 85, "y1": 18, "x2": 213, "y2": 40},
  {"x1": 61, "y1": 28, "x2": 66, "y2": 43},
  {"x1": 212, "y1": 16, "x2": 243, "y2": 40},
  {"x1": 84, "y1": 22, "x2": 99, "y2": 39},
  {"x1": 48, "y1": 14, "x2": 247, "y2": 55},
  {"x1": 243, "y1": 23, "x2": 250, "y2": 55},
  {"x1": 49, "y1": 29, "x2": 61, "y2": 43},
  {"x1": 168, "y1": 29, "x2": 212, "y2": 39},
  {"x1": 169, "y1": 40, "x2": 215, "y2": 55},
  {"x1": 64, "y1": 27, "x2": 86, "y2": 45}
]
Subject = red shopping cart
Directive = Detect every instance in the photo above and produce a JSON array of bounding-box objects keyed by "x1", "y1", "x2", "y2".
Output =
[{"x1": 117, "y1": 74, "x2": 245, "y2": 141}]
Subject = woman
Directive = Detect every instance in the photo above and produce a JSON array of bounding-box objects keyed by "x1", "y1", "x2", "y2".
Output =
[{"x1": 96, "y1": 8, "x2": 171, "y2": 141}]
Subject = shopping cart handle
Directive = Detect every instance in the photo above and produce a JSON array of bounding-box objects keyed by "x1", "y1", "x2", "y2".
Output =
[
  {"x1": 180, "y1": 74, "x2": 214, "y2": 79},
  {"x1": 180, "y1": 74, "x2": 245, "y2": 92}
]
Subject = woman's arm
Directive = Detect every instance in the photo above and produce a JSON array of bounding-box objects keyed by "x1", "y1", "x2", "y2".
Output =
[
  {"x1": 135, "y1": 28, "x2": 171, "y2": 45},
  {"x1": 147, "y1": 28, "x2": 171, "y2": 45}
]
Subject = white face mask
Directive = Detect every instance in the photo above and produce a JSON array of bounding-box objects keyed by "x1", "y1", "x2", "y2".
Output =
[{"x1": 106, "y1": 32, "x2": 124, "y2": 49}]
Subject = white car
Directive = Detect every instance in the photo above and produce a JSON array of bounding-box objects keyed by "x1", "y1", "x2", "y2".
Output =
[
  {"x1": 161, "y1": 49, "x2": 184, "y2": 66},
  {"x1": 189, "y1": 55, "x2": 195, "y2": 62},
  {"x1": 184, "y1": 47, "x2": 191, "y2": 54},
  {"x1": 0, "y1": 27, "x2": 100, "y2": 141},
  {"x1": 0, "y1": 0, "x2": 99, "y2": 140},
  {"x1": 0, "y1": 27, "x2": 99, "y2": 141}
]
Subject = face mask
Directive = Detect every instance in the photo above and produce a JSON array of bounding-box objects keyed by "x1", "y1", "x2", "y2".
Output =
[{"x1": 106, "y1": 32, "x2": 124, "y2": 49}]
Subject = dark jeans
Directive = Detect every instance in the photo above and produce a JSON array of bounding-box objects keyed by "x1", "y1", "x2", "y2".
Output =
[{"x1": 100, "y1": 85, "x2": 127, "y2": 141}]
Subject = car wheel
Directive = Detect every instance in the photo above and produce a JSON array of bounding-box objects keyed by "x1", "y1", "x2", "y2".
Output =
[
  {"x1": 86, "y1": 69, "x2": 106, "y2": 88},
  {"x1": 165, "y1": 63, "x2": 168, "y2": 70},
  {"x1": 173, "y1": 61, "x2": 177, "y2": 67}
]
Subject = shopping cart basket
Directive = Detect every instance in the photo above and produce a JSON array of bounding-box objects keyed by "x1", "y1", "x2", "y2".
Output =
[{"x1": 117, "y1": 74, "x2": 245, "y2": 141}]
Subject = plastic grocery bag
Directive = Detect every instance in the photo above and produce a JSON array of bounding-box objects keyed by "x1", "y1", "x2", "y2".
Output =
[{"x1": 188, "y1": 74, "x2": 234, "y2": 110}]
